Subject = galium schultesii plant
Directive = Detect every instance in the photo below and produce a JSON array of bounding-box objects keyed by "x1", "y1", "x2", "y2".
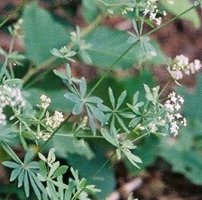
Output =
[{"x1": 0, "y1": 0, "x2": 202, "y2": 199}]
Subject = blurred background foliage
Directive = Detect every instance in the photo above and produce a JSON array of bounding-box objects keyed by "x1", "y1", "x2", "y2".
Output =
[{"x1": 1, "y1": 0, "x2": 202, "y2": 199}]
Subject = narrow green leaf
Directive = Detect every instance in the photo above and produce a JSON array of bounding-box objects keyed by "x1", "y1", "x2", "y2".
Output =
[
  {"x1": 80, "y1": 77, "x2": 87, "y2": 97},
  {"x1": 24, "y1": 171, "x2": 30, "y2": 197},
  {"x1": 108, "y1": 87, "x2": 115, "y2": 109},
  {"x1": 100, "y1": 128, "x2": 118, "y2": 147},
  {"x1": 52, "y1": 166, "x2": 68, "y2": 179},
  {"x1": 49, "y1": 161, "x2": 60, "y2": 178},
  {"x1": 18, "y1": 169, "x2": 24, "y2": 187},
  {"x1": 2, "y1": 161, "x2": 20, "y2": 169},
  {"x1": 28, "y1": 172, "x2": 42, "y2": 200},
  {"x1": 116, "y1": 90, "x2": 127, "y2": 110},
  {"x1": 10, "y1": 167, "x2": 22, "y2": 181}
]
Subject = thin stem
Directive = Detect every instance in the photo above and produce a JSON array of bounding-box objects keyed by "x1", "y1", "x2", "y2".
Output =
[
  {"x1": 8, "y1": 37, "x2": 16, "y2": 78},
  {"x1": 30, "y1": 113, "x2": 73, "y2": 161},
  {"x1": 41, "y1": 113, "x2": 72, "y2": 151},
  {"x1": 87, "y1": 3, "x2": 199, "y2": 97},
  {"x1": 57, "y1": 133, "x2": 104, "y2": 139},
  {"x1": 93, "y1": 152, "x2": 116, "y2": 178},
  {"x1": 87, "y1": 43, "x2": 136, "y2": 97},
  {"x1": 158, "y1": 79, "x2": 172, "y2": 98},
  {"x1": 22, "y1": 57, "x2": 57, "y2": 85},
  {"x1": 0, "y1": 2, "x2": 24, "y2": 28},
  {"x1": 0, "y1": 36, "x2": 15, "y2": 80},
  {"x1": 132, "y1": 131, "x2": 150, "y2": 143}
]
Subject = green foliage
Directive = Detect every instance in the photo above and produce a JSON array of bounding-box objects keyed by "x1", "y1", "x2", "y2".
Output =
[
  {"x1": 26, "y1": 72, "x2": 73, "y2": 112},
  {"x1": 85, "y1": 26, "x2": 166, "y2": 68},
  {"x1": 22, "y1": 2, "x2": 70, "y2": 65},
  {"x1": 1, "y1": 1, "x2": 202, "y2": 199},
  {"x1": 159, "y1": 75, "x2": 202, "y2": 184},
  {"x1": 54, "y1": 65, "x2": 107, "y2": 134},
  {"x1": 53, "y1": 130, "x2": 94, "y2": 159},
  {"x1": 160, "y1": 121, "x2": 202, "y2": 185},
  {"x1": 160, "y1": 0, "x2": 200, "y2": 28},
  {"x1": 101, "y1": 126, "x2": 142, "y2": 168},
  {"x1": 3, "y1": 151, "x2": 47, "y2": 200},
  {"x1": 68, "y1": 148, "x2": 115, "y2": 199},
  {"x1": 82, "y1": 0, "x2": 100, "y2": 22},
  {"x1": 99, "y1": 87, "x2": 130, "y2": 132},
  {"x1": 178, "y1": 75, "x2": 202, "y2": 119}
]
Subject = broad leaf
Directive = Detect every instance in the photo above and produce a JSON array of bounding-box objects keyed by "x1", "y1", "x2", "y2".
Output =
[{"x1": 23, "y1": 2, "x2": 70, "y2": 65}]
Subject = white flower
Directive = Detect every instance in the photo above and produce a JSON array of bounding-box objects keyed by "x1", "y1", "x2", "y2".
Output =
[
  {"x1": 175, "y1": 54, "x2": 189, "y2": 68},
  {"x1": 174, "y1": 103, "x2": 181, "y2": 111},
  {"x1": 169, "y1": 92, "x2": 177, "y2": 103},
  {"x1": 187, "y1": 59, "x2": 202, "y2": 75},
  {"x1": 167, "y1": 113, "x2": 174, "y2": 122},
  {"x1": 167, "y1": 68, "x2": 183, "y2": 80},
  {"x1": 175, "y1": 113, "x2": 182, "y2": 119},
  {"x1": 0, "y1": 84, "x2": 25, "y2": 108},
  {"x1": 178, "y1": 96, "x2": 184, "y2": 104},
  {"x1": 167, "y1": 55, "x2": 201, "y2": 80},
  {"x1": 165, "y1": 100, "x2": 174, "y2": 112},
  {"x1": 40, "y1": 95, "x2": 51, "y2": 109},
  {"x1": 36, "y1": 131, "x2": 52, "y2": 141},
  {"x1": 170, "y1": 121, "x2": 179, "y2": 136},
  {"x1": 46, "y1": 111, "x2": 64, "y2": 129},
  {"x1": 147, "y1": 122, "x2": 158, "y2": 133},
  {"x1": 143, "y1": 0, "x2": 165, "y2": 26},
  {"x1": 0, "y1": 108, "x2": 6, "y2": 125},
  {"x1": 181, "y1": 118, "x2": 187, "y2": 126},
  {"x1": 164, "y1": 92, "x2": 186, "y2": 136}
]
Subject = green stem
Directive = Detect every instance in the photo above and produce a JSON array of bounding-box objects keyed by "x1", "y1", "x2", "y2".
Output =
[
  {"x1": 30, "y1": 113, "x2": 73, "y2": 161},
  {"x1": 158, "y1": 79, "x2": 172, "y2": 98},
  {"x1": 87, "y1": 3, "x2": 199, "y2": 97},
  {"x1": 0, "y1": 2, "x2": 24, "y2": 28},
  {"x1": 57, "y1": 133, "x2": 104, "y2": 139},
  {"x1": 8, "y1": 37, "x2": 15, "y2": 79},
  {"x1": 132, "y1": 131, "x2": 150, "y2": 143},
  {"x1": 93, "y1": 152, "x2": 116, "y2": 178},
  {"x1": 42, "y1": 113, "x2": 73, "y2": 150}
]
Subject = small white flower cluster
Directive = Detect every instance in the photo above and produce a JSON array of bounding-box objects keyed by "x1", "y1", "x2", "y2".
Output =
[
  {"x1": 167, "y1": 54, "x2": 202, "y2": 80},
  {"x1": 14, "y1": 19, "x2": 23, "y2": 36},
  {"x1": 143, "y1": 0, "x2": 166, "y2": 26},
  {"x1": 36, "y1": 131, "x2": 52, "y2": 141},
  {"x1": 147, "y1": 116, "x2": 166, "y2": 133},
  {"x1": 36, "y1": 96, "x2": 64, "y2": 141},
  {"x1": 9, "y1": 18, "x2": 23, "y2": 37},
  {"x1": 46, "y1": 111, "x2": 64, "y2": 129},
  {"x1": 0, "y1": 84, "x2": 25, "y2": 125},
  {"x1": 40, "y1": 95, "x2": 51, "y2": 109},
  {"x1": 0, "y1": 108, "x2": 6, "y2": 125},
  {"x1": 164, "y1": 92, "x2": 187, "y2": 136},
  {"x1": 121, "y1": 7, "x2": 134, "y2": 15},
  {"x1": 70, "y1": 27, "x2": 91, "y2": 51}
]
